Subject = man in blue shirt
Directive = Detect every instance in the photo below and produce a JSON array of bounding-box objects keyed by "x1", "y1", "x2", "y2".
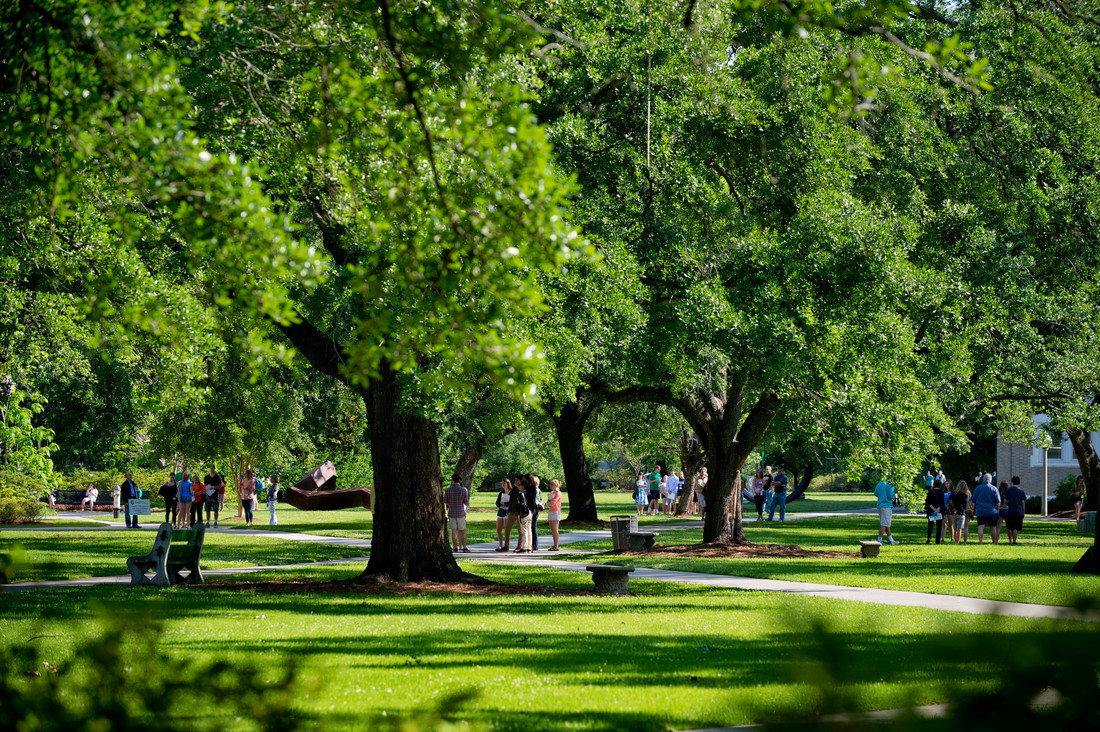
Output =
[
  {"x1": 1003, "y1": 476, "x2": 1027, "y2": 545},
  {"x1": 972, "y1": 473, "x2": 1001, "y2": 544},
  {"x1": 874, "y1": 479, "x2": 899, "y2": 544},
  {"x1": 766, "y1": 467, "x2": 790, "y2": 521}
]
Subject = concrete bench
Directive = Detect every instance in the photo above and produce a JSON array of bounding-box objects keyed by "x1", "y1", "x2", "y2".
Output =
[
  {"x1": 628, "y1": 531, "x2": 658, "y2": 551},
  {"x1": 127, "y1": 522, "x2": 205, "y2": 586},
  {"x1": 859, "y1": 540, "x2": 882, "y2": 558},
  {"x1": 585, "y1": 564, "x2": 635, "y2": 594}
]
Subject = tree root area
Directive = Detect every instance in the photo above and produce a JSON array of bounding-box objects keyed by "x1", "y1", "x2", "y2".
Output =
[
  {"x1": 197, "y1": 578, "x2": 596, "y2": 596},
  {"x1": 618, "y1": 542, "x2": 858, "y2": 559}
]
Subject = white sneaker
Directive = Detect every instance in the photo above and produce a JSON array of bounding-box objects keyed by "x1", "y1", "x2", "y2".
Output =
[{"x1": 889, "y1": 537, "x2": 899, "y2": 545}]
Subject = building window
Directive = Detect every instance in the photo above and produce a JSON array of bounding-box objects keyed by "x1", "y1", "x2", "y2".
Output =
[{"x1": 1048, "y1": 433, "x2": 1063, "y2": 461}]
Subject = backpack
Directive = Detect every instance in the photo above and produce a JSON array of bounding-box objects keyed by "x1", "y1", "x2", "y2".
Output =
[
  {"x1": 514, "y1": 490, "x2": 530, "y2": 517},
  {"x1": 254, "y1": 477, "x2": 264, "y2": 495}
]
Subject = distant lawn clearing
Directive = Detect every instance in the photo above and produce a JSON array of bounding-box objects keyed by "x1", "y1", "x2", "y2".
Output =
[{"x1": 1, "y1": 561, "x2": 1095, "y2": 731}]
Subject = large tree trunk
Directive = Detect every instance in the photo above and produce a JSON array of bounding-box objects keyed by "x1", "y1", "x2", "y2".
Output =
[
  {"x1": 554, "y1": 395, "x2": 599, "y2": 522},
  {"x1": 1068, "y1": 429, "x2": 1100, "y2": 513},
  {"x1": 358, "y1": 365, "x2": 468, "y2": 582},
  {"x1": 454, "y1": 446, "x2": 483, "y2": 492},
  {"x1": 675, "y1": 428, "x2": 703, "y2": 515},
  {"x1": 702, "y1": 444, "x2": 750, "y2": 543},
  {"x1": 1067, "y1": 428, "x2": 1100, "y2": 574},
  {"x1": 695, "y1": 392, "x2": 781, "y2": 544}
]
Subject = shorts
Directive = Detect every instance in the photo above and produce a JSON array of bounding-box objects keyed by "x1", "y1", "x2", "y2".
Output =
[
  {"x1": 496, "y1": 508, "x2": 509, "y2": 519},
  {"x1": 1005, "y1": 515, "x2": 1023, "y2": 531},
  {"x1": 448, "y1": 517, "x2": 466, "y2": 530},
  {"x1": 950, "y1": 514, "x2": 964, "y2": 529},
  {"x1": 976, "y1": 514, "x2": 998, "y2": 527},
  {"x1": 547, "y1": 511, "x2": 561, "y2": 522},
  {"x1": 878, "y1": 507, "x2": 893, "y2": 528},
  {"x1": 649, "y1": 490, "x2": 660, "y2": 502}
]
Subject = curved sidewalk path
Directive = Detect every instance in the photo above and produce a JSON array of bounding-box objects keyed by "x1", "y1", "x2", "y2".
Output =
[{"x1": 3, "y1": 512, "x2": 1095, "y2": 623}]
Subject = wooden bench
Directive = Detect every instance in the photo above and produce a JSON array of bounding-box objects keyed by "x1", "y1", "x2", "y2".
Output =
[
  {"x1": 127, "y1": 522, "x2": 205, "y2": 586},
  {"x1": 628, "y1": 531, "x2": 658, "y2": 551},
  {"x1": 585, "y1": 564, "x2": 635, "y2": 594},
  {"x1": 859, "y1": 540, "x2": 882, "y2": 558}
]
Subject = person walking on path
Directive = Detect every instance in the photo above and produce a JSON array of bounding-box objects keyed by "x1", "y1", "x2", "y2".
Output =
[
  {"x1": 176, "y1": 471, "x2": 194, "y2": 529},
  {"x1": 511, "y1": 483, "x2": 532, "y2": 553},
  {"x1": 1073, "y1": 476, "x2": 1086, "y2": 521},
  {"x1": 121, "y1": 472, "x2": 140, "y2": 529},
  {"x1": 874, "y1": 479, "x2": 899, "y2": 544},
  {"x1": 925, "y1": 479, "x2": 946, "y2": 544},
  {"x1": 204, "y1": 466, "x2": 224, "y2": 528},
  {"x1": 766, "y1": 467, "x2": 789, "y2": 521},
  {"x1": 266, "y1": 474, "x2": 280, "y2": 526},
  {"x1": 972, "y1": 473, "x2": 1001, "y2": 544},
  {"x1": 495, "y1": 479, "x2": 513, "y2": 551},
  {"x1": 238, "y1": 470, "x2": 256, "y2": 528},
  {"x1": 1003, "y1": 476, "x2": 1026, "y2": 545},
  {"x1": 444, "y1": 473, "x2": 469, "y2": 553},
  {"x1": 546, "y1": 479, "x2": 563, "y2": 550}
]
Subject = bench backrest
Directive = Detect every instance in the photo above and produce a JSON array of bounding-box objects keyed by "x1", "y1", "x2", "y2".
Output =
[{"x1": 166, "y1": 526, "x2": 205, "y2": 564}]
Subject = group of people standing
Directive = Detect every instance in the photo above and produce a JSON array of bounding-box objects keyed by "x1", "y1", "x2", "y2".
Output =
[
  {"x1": 633, "y1": 467, "x2": 708, "y2": 517},
  {"x1": 875, "y1": 471, "x2": 1029, "y2": 546},
  {"x1": 494, "y1": 474, "x2": 563, "y2": 552},
  {"x1": 442, "y1": 473, "x2": 565, "y2": 553},
  {"x1": 157, "y1": 467, "x2": 280, "y2": 529},
  {"x1": 748, "y1": 466, "x2": 790, "y2": 522}
]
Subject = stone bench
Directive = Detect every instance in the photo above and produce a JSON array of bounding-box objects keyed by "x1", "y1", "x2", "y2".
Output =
[
  {"x1": 628, "y1": 531, "x2": 658, "y2": 551},
  {"x1": 127, "y1": 522, "x2": 205, "y2": 586},
  {"x1": 859, "y1": 540, "x2": 882, "y2": 558},
  {"x1": 585, "y1": 564, "x2": 635, "y2": 594}
]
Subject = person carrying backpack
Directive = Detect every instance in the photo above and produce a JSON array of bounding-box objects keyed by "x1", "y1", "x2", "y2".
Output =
[{"x1": 510, "y1": 482, "x2": 532, "y2": 553}]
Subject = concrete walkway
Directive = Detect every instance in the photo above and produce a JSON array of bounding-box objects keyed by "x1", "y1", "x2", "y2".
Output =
[{"x1": 4, "y1": 513, "x2": 1095, "y2": 623}]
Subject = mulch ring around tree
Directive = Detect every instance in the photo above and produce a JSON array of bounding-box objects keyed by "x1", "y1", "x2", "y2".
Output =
[
  {"x1": 617, "y1": 543, "x2": 858, "y2": 559},
  {"x1": 196, "y1": 578, "x2": 598, "y2": 596}
]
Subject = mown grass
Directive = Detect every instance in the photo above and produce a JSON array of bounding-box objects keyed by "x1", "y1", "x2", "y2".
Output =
[
  {"x1": 0, "y1": 530, "x2": 367, "y2": 583},
  {"x1": 1, "y1": 561, "x2": 1095, "y2": 731},
  {"x1": 562, "y1": 515, "x2": 1100, "y2": 607}
]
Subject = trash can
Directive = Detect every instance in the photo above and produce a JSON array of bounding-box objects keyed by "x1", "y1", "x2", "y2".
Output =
[{"x1": 609, "y1": 515, "x2": 638, "y2": 552}]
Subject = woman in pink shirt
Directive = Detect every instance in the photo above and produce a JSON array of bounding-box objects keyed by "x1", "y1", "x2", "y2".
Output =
[{"x1": 546, "y1": 479, "x2": 564, "y2": 551}]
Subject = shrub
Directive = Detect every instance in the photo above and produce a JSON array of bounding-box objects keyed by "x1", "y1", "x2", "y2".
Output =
[{"x1": 0, "y1": 470, "x2": 46, "y2": 523}]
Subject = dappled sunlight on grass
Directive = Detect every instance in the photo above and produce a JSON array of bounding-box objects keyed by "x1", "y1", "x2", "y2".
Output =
[{"x1": 1, "y1": 562, "x2": 1095, "y2": 732}]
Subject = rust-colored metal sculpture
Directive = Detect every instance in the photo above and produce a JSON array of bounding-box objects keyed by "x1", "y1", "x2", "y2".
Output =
[{"x1": 284, "y1": 460, "x2": 372, "y2": 511}]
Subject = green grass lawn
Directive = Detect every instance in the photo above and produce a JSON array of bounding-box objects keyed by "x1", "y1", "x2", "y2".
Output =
[
  {"x1": 0, "y1": 530, "x2": 367, "y2": 583},
  {"x1": 563, "y1": 515, "x2": 1100, "y2": 607},
  {"x1": 1, "y1": 561, "x2": 1095, "y2": 731}
]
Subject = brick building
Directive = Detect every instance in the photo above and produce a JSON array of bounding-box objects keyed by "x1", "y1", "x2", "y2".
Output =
[{"x1": 996, "y1": 415, "x2": 1097, "y2": 499}]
